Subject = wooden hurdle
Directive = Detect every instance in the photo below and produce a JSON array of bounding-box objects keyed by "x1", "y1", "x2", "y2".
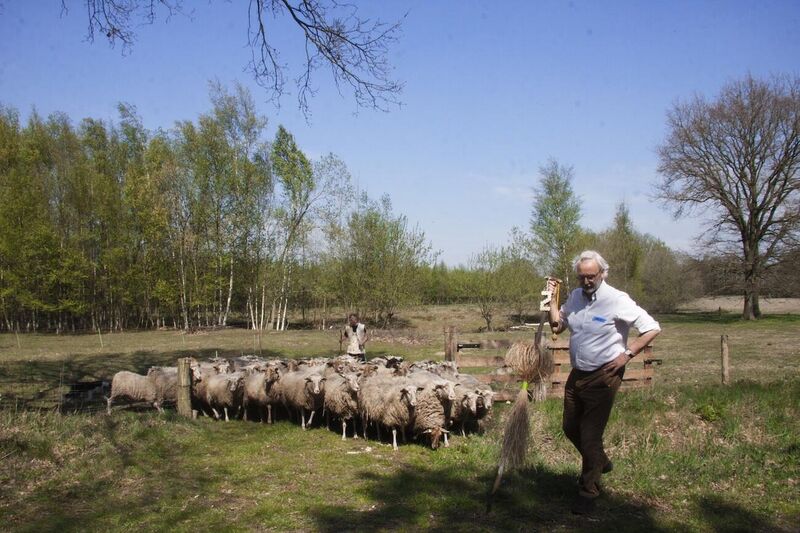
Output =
[{"x1": 444, "y1": 326, "x2": 661, "y2": 401}]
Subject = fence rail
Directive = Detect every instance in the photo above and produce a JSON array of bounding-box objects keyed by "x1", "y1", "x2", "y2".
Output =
[{"x1": 444, "y1": 326, "x2": 660, "y2": 401}]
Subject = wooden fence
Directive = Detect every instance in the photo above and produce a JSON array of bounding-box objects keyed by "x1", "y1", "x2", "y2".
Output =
[{"x1": 444, "y1": 326, "x2": 660, "y2": 402}]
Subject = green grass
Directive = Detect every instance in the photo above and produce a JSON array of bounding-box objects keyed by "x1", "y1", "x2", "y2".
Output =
[
  {"x1": 1, "y1": 381, "x2": 797, "y2": 532},
  {"x1": 1, "y1": 304, "x2": 799, "y2": 531}
]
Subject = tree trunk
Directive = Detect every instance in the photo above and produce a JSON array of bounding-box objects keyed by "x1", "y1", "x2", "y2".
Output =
[{"x1": 223, "y1": 255, "x2": 234, "y2": 326}]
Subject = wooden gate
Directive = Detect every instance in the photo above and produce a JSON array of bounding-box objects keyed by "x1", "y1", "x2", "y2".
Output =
[{"x1": 444, "y1": 326, "x2": 660, "y2": 401}]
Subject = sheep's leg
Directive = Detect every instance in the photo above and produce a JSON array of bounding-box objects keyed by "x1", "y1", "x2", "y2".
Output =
[
  {"x1": 362, "y1": 415, "x2": 368, "y2": 440},
  {"x1": 301, "y1": 408, "x2": 306, "y2": 430},
  {"x1": 211, "y1": 407, "x2": 221, "y2": 420},
  {"x1": 307, "y1": 410, "x2": 315, "y2": 427},
  {"x1": 352, "y1": 419, "x2": 359, "y2": 439},
  {"x1": 342, "y1": 420, "x2": 347, "y2": 440},
  {"x1": 461, "y1": 422, "x2": 466, "y2": 438},
  {"x1": 392, "y1": 428, "x2": 399, "y2": 451},
  {"x1": 444, "y1": 432, "x2": 449, "y2": 448},
  {"x1": 326, "y1": 412, "x2": 330, "y2": 430},
  {"x1": 106, "y1": 396, "x2": 112, "y2": 415},
  {"x1": 376, "y1": 424, "x2": 382, "y2": 442},
  {"x1": 243, "y1": 405, "x2": 249, "y2": 421},
  {"x1": 224, "y1": 407, "x2": 230, "y2": 422},
  {"x1": 267, "y1": 405, "x2": 273, "y2": 424}
]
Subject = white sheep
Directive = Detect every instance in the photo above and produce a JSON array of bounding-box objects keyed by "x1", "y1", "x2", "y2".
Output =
[
  {"x1": 322, "y1": 372, "x2": 361, "y2": 440},
  {"x1": 358, "y1": 375, "x2": 420, "y2": 451},
  {"x1": 189, "y1": 358, "x2": 232, "y2": 417},
  {"x1": 278, "y1": 367, "x2": 326, "y2": 429},
  {"x1": 242, "y1": 366, "x2": 282, "y2": 423},
  {"x1": 205, "y1": 371, "x2": 246, "y2": 421},
  {"x1": 147, "y1": 366, "x2": 178, "y2": 406},
  {"x1": 450, "y1": 382, "x2": 480, "y2": 437},
  {"x1": 106, "y1": 371, "x2": 158, "y2": 414},
  {"x1": 410, "y1": 381, "x2": 453, "y2": 449}
]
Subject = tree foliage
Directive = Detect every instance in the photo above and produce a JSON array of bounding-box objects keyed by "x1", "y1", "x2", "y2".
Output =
[{"x1": 529, "y1": 159, "x2": 584, "y2": 289}]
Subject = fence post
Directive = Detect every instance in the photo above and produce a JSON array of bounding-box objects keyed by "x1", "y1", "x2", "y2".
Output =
[
  {"x1": 721, "y1": 335, "x2": 730, "y2": 385},
  {"x1": 177, "y1": 357, "x2": 193, "y2": 417},
  {"x1": 445, "y1": 326, "x2": 457, "y2": 362}
]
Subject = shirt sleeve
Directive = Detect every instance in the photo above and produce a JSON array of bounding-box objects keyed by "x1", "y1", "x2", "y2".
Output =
[{"x1": 615, "y1": 293, "x2": 661, "y2": 333}]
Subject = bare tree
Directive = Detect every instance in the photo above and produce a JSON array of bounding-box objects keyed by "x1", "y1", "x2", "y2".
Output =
[
  {"x1": 656, "y1": 74, "x2": 800, "y2": 319},
  {"x1": 63, "y1": 0, "x2": 404, "y2": 115}
]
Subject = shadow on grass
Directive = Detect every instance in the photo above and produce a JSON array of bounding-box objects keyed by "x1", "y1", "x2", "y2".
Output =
[
  {"x1": 310, "y1": 462, "x2": 670, "y2": 533},
  {"x1": 8, "y1": 417, "x2": 224, "y2": 533},
  {"x1": 694, "y1": 494, "x2": 793, "y2": 533}
]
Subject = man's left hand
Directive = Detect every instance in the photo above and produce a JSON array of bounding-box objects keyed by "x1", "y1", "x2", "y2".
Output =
[{"x1": 602, "y1": 352, "x2": 631, "y2": 374}]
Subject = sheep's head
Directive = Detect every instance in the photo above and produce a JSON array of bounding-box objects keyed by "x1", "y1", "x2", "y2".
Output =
[
  {"x1": 344, "y1": 372, "x2": 360, "y2": 393},
  {"x1": 401, "y1": 386, "x2": 421, "y2": 408},
  {"x1": 464, "y1": 391, "x2": 479, "y2": 415},
  {"x1": 213, "y1": 360, "x2": 232, "y2": 374},
  {"x1": 477, "y1": 390, "x2": 494, "y2": 412},
  {"x1": 228, "y1": 375, "x2": 243, "y2": 393},
  {"x1": 423, "y1": 427, "x2": 449, "y2": 450},
  {"x1": 433, "y1": 380, "x2": 456, "y2": 402},
  {"x1": 305, "y1": 374, "x2": 326, "y2": 395},
  {"x1": 267, "y1": 367, "x2": 281, "y2": 382}
]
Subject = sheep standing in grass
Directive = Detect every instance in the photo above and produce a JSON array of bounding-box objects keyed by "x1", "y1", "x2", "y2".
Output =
[
  {"x1": 410, "y1": 380, "x2": 454, "y2": 449},
  {"x1": 358, "y1": 375, "x2": 420, "y2": 451},
  {"x1": 190, "y1": 358, "x2": 231, "y2": 417},
  {"x1": 323, "y1": 372, "x2": 361, "y2": 440},
  {"x1": 205, "y1": 372, "x2": 246, "y2": 421},
  {"x1": 279, "y1": 367, "x2": 326, "y2": 429},
  {"x1": 147, "y1": 366, "x2": 178, "y2": 407},
  {"x1": 106, "y1": 371, "x2": 157, "y2": 414},
  {"x1": 450, "y1": 382, "x2": 480, "y2": 437},
  {"x1": 454, "y1": 373, "x2": 495, "y2": 432},
  {"x1": 242, "y1": 366, "x2": 281, "y2": 423}
]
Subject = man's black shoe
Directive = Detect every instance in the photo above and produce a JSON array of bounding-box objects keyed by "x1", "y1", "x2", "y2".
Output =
[
  {"x1": 602, "y1": 460, "x2": 614, "y2": 474},
  {"x1": 571, "y1": 495, "x2": 596, "y2": 515}
]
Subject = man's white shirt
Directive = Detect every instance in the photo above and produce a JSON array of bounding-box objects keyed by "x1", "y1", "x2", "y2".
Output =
[{"x1": 560, "y1": 281, "x2": 660, "y2": 371}]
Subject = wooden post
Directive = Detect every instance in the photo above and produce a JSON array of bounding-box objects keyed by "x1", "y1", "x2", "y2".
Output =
[
  {"x1": 721, "y1": 335, "x2": 730, "y2": 385},
  {"x1": 177, "y1": 357, "x2": 193, "y2": 417},
  {"x1": 444, "y1": 326, "x2": 457, "y2": 362}
]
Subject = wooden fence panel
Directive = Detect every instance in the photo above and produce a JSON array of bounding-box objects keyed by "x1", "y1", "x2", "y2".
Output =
[{"x1": 445, "y1": 326, "x2": 659, "y2": 400}]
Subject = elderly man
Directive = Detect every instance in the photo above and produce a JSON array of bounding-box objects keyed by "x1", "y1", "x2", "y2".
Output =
[{"x1": 548, "y1": 250, "x2": 661, "y2": 515}]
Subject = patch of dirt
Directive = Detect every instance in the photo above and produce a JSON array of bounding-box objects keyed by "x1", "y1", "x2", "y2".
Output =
[{"x1": 677, "y1": 296, "x2": 800, "y2": 314}]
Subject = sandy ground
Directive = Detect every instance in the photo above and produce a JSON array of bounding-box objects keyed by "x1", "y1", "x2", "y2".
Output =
[{"x1": 677, "y1": 296, "x2": 800, "y2": 313}]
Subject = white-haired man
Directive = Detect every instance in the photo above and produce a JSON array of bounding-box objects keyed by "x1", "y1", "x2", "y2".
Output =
[{"x1": 548, "y1": 250, "x2": 661, "y2": 515}]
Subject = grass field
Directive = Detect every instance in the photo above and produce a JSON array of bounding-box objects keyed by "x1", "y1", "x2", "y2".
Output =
[{"x1": 1, "y1": 303, "x2": 799, "y2": 531}]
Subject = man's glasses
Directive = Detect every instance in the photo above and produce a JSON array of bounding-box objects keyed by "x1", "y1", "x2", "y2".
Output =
[{"x1": 577, "y1": 273, "x2": 599, "y2": 282}]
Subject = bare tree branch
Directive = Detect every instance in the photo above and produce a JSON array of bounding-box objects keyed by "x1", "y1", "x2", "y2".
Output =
[{"x1": 70, "y1": 0, "x2": 404, "y2": 116}]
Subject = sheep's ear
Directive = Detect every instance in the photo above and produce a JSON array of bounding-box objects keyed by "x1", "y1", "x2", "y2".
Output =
[
  {"x1": 320, "y1": 377, "x2": 327, "y2": 382},
  {"x1": 305, "y1": 377, "x2": 312, "y2": 382},
  {"x1": 417, "y1": 386, "x2": 425, "y2": 392}
]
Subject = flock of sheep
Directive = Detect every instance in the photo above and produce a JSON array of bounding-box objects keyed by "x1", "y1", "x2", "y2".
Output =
[{"x1": 106, "y1": 355, "x2": 496, "y2": 450}]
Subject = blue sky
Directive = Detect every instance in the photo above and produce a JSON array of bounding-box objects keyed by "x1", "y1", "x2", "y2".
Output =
[{"x1": 2, "y1": 1, "x2": 799, "y2": 265}]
